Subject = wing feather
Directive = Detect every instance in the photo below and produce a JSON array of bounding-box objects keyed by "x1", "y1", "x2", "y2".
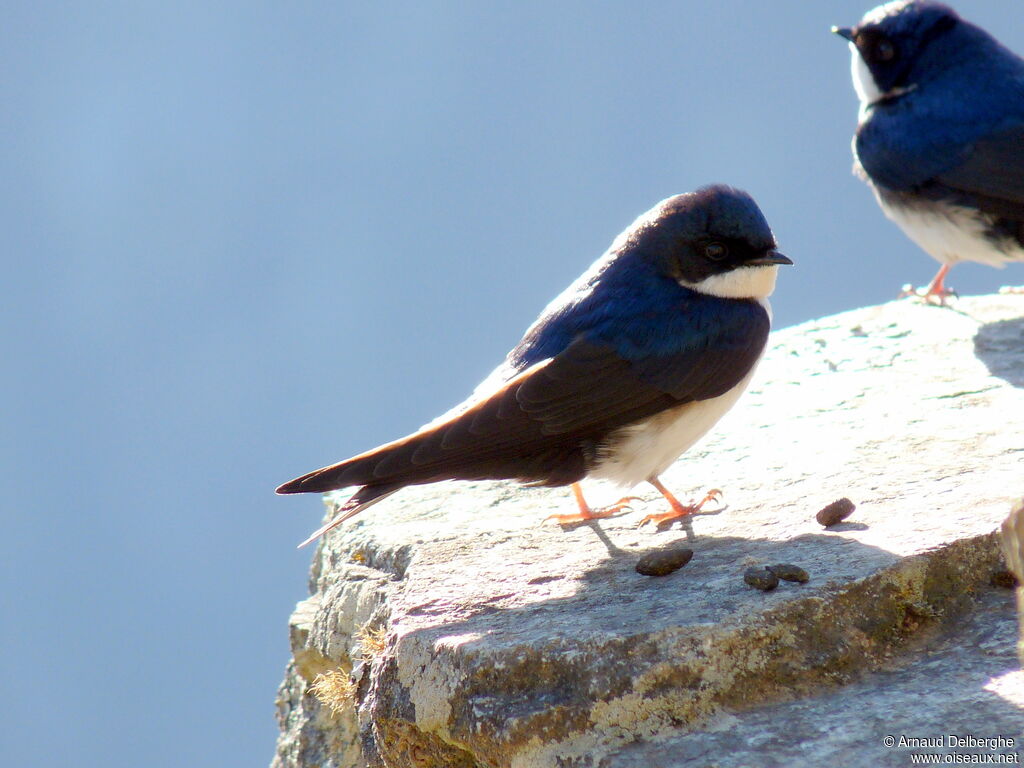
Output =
[
  {"x1": 911, "y1": 124, "x2": 1024, "y2": 247},
  {"x1": 276, "y1": 299, "x2": 770, "y2": 496},
  {"x1": 935, "y1": 124, "x2": 1024, "y2": 208}
]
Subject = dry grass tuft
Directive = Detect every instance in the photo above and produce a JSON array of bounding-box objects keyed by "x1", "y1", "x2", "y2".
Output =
[
  {"x1": 309, "y1": 669, "x2": 355, "y2": 716},
  {"x1": 354, "y1": 624, "x2": 389, "y2": 661}
]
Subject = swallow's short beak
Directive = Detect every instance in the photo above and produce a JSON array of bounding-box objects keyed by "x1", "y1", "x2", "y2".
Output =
[
  {"x1": 832, "y1": 26, "x2": 856, "y2": 43},
  {"x1": 747, "y1": 251, "x2": 793, "y2": 267}
]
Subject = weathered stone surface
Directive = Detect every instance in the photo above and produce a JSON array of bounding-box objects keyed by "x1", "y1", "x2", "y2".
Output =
[
  {"x1": 271, "y1": 294, "x2": 1024, "y2": 768},
  {"x1": 1002, "y1": 500, "x2": 1024, "y2": 666},
  {"x1": 600, "y1": 590, "x2": 1023, "y2": 768}
]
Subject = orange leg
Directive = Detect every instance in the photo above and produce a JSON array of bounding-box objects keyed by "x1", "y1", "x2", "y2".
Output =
[
  {"x1": 544, "y1": 483, "x2": 639, "y2": 525},
  {"x1": 638, "y1": 477, "x2": 722, "y2": 528},
  {"x1": 900, "y1": 264, "x2": 956, "y2": 304}
]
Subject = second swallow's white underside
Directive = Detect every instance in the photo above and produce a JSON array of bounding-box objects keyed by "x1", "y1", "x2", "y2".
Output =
[{"x1": 878, "y1": 193, "x2": 1023, "y2": 268}]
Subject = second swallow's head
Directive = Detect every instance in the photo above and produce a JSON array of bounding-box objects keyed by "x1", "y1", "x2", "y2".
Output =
[{"x1": 833, "y1": 1, "x2": 965, "y2": 107}]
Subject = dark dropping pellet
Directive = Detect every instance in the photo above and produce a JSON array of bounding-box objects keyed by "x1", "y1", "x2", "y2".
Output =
[
  {"x1": 816, "y1": 497, "x2": 856, "y2": 527},
  {"x1": 636, "y1": 547, "x2": 694, "y2": 577},
  {"x1": 768, "y1": 563, "x2": 809, "y2": 583},
  {"x1": 743, "y1": 567, "x2": 779, "y2": 591}
]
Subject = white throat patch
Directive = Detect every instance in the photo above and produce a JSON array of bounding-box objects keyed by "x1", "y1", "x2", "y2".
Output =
[
  {"x1": 679, "y1": 265, "x2": 780, "y2": 300},
  {"x1": 850, "y1": 43, "x2": 883, "y2": 109}
]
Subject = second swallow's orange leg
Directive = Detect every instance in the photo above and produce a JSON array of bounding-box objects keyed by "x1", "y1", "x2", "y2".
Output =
[
  {"x1": 900, "y1": 264, "x2": 956, "y2": 304},
  {"x1": 544, "y1": 483, "x2": 639, "y2": 525},
  {"x1": 638, "y1": 477, "x2": 722, "y2": 527}
]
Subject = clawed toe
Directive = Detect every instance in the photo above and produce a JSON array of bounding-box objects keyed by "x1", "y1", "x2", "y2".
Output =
[
  {"x1": 545, "y1": 487, "x2": 640, "y2": 526},
  {"x1": 899, "y1": 283, "x2": 957, "y2": 305},
  {"x1": 637, "y1": 510, "x2": 687, "y2": 528},
  {"x1": 638, "y1": 487, "x2": 724, "y2": 529}
]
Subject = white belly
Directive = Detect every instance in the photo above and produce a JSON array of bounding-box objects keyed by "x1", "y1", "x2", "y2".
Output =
[
  {"x1": 877, "y1": 194, "x2": 1023, "y2": 268},
  {"x1": 589, "y1": 352, "x2": 762, "y2": 488}
]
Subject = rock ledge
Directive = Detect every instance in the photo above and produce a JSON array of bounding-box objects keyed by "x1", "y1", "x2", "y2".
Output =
[{"x1": 272, "y1": 295, "x2": 1024, "y2": 768}]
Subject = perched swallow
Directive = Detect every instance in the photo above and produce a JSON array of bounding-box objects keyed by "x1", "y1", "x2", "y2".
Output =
[
  {"x1": 835, "y1": 1, "x2": 1024, "y2": 301},
  {"x1": 278, "y1": 186, "x2": 791, "y2": 546}
]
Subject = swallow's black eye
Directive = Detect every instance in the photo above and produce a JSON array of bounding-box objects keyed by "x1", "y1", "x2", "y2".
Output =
[
  {"x1": 703, "y1": 242, "x2": 728, "y2": 261},
  {"x1": 875, "y1": 37, "x2": 896, "y2": 61},
  {"x1": 858, "y1": 31, "x2": 897, "y2": 64}
]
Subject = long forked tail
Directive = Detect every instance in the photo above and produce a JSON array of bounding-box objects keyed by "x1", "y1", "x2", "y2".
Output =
[{"x1": 296, "y1": 484, "x2": 400, "y2": 548}]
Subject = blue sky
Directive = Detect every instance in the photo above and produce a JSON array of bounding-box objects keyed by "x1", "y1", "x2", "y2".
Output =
[{"x1": 3, "y1": 2, "x2": 1022, "y2": 766}]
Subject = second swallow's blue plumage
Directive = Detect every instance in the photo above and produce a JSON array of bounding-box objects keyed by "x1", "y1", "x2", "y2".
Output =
[
  {"x1": 278, "y1": 186, "x2": 791, "y2": 545},
  {"x1": 835, "y1": 1, "x2": 1024, "y2": 300}
]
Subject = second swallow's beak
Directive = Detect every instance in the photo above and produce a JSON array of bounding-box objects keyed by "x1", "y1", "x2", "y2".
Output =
[
  {"x1": 746, "y1": 251, "x2": 793, "y2": 267},
  {"x1": 832, "y1": 26, "x2": 856, "y2": 43}
]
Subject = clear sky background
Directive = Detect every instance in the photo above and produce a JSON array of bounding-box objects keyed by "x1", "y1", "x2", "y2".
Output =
[{"x1": 3, "y1": 2, "x2": 1022, "y2": 766}]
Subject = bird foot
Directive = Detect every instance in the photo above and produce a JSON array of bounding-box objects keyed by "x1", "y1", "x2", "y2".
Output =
[
  {"x1": 638, "y1": 488, "x2": 723, "y2": 528},
  {"x1": 899, "y1": 264, "x2": 956, "y2": 305},
  {"x1": 898, "y1": 283, "x2": 958, "y2": 306},
  {"x1": 544, "y1": 496, "x2": 641, "y2": 525}
]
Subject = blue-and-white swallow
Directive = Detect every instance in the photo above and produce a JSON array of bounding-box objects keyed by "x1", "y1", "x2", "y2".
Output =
[
  {"x1": 278, "y1": 186, "x2": 791, "y2": 546},
  {"x1": 835, "y1": 1, "x2": 1024, "y2": 301}
]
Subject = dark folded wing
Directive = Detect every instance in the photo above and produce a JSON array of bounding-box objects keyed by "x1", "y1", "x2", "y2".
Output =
[
  {"x1": 926, "y1": 124, "x2": 1024, "y2": 244},
  {"x1": 276, "y1": 302, "x2": 770, "y2": 494}
]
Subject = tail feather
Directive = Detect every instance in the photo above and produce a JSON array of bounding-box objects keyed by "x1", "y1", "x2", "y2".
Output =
[
  {"x1": 275, "y1": 426, "x2": 434, "y2": 495},
  {"x1": 296, "y1": 484, "x2": 400, "y2": 548},
  {"x1": 275, "y1": 363, "x2": 554, "y2": 496}
]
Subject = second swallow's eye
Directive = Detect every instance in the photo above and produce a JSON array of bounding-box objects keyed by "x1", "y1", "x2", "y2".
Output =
[
  {"x1": 858, "y1": 31, "x2": 897, "y2": 64},
  {"x1": 874, "y1": 37, "x2": 896, "y2": 61},
  {"x1": 704, "y1": 242, "x2": 728, "y2": 261}
]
